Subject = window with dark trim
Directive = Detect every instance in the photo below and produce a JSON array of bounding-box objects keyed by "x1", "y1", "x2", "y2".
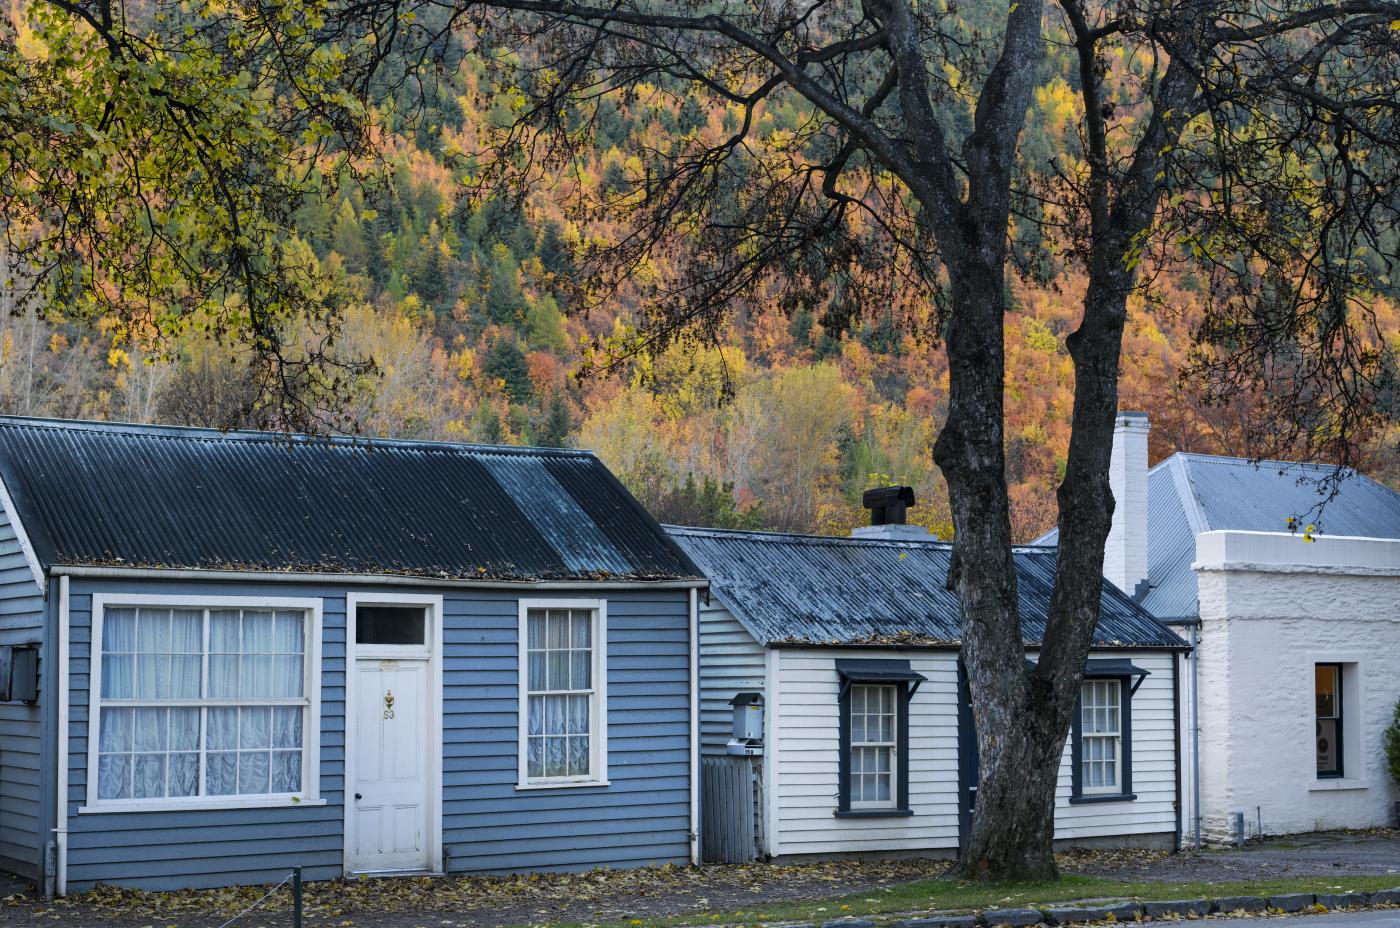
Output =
[
  {"x1": 835, "y1": 659, "x2": 925, "y2": 818},
  {"x1": 1315, "y1": 663, "x2": 1343, "y2": 778},
  {"x1": 1069, "y1": 660, "x2": 1144, "y2": 804}
]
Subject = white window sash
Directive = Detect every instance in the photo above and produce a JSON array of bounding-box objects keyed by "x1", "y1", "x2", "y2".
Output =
[
  {"x1": 82, "y1": 594, "x2": 322, "y2": 813},
  {"x1": 849, "y1": 684, "x2": 898, "y2": 809},
  {"x1": 517, "y1": 599, "x2": 608, "y2": 789},
  {"x1": 1080, "y1": 680, "x2": 1122, "y2": 795}
]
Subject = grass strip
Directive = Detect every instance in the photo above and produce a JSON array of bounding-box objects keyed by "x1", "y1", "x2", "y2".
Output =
[{"x1": 536, "y1": 874, "x2": 1400, "y2": 928}]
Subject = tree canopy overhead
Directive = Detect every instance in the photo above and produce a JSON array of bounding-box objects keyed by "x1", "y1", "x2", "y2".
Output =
[
  {"x1": 7, "y1": 0, "x2": 1400, "y2": 881},
  {"x1": 1, "y1": 0, "x2": 411, "y2": 426},
  {"x1": 428, "y1": 0, "x2": 1400, "y2": 878}
]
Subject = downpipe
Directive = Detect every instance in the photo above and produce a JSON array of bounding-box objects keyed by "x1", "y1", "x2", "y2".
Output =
[{"x1": 54, "y1": 576, "x2": 70, "y2": 896}]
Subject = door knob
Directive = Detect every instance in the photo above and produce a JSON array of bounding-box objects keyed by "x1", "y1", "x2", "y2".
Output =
[{"x1": 355, "y1": 793, "x2": 363, "y2": 800}]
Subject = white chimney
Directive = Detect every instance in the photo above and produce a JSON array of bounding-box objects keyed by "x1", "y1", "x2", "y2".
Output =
[{"x1": 1105, "y1": 412, "x2": 1150, "y2": 598}]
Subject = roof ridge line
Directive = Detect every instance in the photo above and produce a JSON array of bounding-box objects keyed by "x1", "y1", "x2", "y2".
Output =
[
  {"x1": 665, "y1": 524, "x2": 1061, "y2": 555},
  {"x1": 0, "y1": 415, "x2": 596, "y2": 457},
  {"x1": 664, "y1": 524, "x2": 953, "y2": 547},
  {"x1": 1170, "y1": 455, "x2": 1211, "y2": 535},
  {"x1": 1171, "y1": 449, "x2": 1354, "y2": 472}
]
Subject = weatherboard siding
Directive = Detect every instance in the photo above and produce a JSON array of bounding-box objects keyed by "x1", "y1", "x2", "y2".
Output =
[
  {"x1": 62, "y1": 579, "x2": 691, "y2": 890},
  {"x1": 0, "y1": 499, "x2": 44, "y2": 880},
  {"x1": 768, "y1": 648, "x2": 1178, "y2": 857},
  {"x1": 773, "y1": 649, "x2": 962, "y2": 856},
  {"x1": 1052, "y1": 650, "x2": 1178, "y2": 843},
  {"x1": 697, "y1": 603, "x2": 766, "y2": 755},
  {"x1": 441, "y1": 588, "x2": 692, "y2": 873},
  {"x1": 64, "y1": 580, "x2": 347, "y2": 891}
]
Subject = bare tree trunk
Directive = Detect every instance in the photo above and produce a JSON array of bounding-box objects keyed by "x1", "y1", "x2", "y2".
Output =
[{"x1": 935, "y1": 253, "x2": 1070, "y2": 880}]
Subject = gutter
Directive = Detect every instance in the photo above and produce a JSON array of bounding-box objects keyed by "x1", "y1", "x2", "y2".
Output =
[
  {"x1": 767, "y1": 641, "x2": 1190, "y2": 652},
  {"x1": 50, "y1": 565, "x2": 708, "y2": 591}
]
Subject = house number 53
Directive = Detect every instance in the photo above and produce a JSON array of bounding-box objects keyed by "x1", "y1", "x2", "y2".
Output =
[{"x1": 383, "y1": 690, "x2": 395, "y2": 719}]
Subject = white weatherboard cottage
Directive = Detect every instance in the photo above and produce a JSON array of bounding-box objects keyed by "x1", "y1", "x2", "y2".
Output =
[
  {"x1": 671, "y1": 493, "x2": 1190, "y2": 862},
  {"x1": 1052, "y1": 413, "x2": 1400, "y2": 844}
]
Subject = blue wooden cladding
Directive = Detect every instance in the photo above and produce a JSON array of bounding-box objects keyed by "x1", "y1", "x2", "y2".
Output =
[
  {"x1": 50, "y1": 579, "x2": 694, "y2": 890},
  {"x1": 0, "y1": 416, "x2": 702, "y2": 893},
  {"x1": 0, "y1": 504, "x2": 44, "y2": 880}
]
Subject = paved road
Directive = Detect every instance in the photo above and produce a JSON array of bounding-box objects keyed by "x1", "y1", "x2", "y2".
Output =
[
  {"x1": 1074, "y1": 831, "x2": 1400, "y2": 881},
  {"x1": 1216, "y1": 912, "x2": 1400, "y2": 927}
]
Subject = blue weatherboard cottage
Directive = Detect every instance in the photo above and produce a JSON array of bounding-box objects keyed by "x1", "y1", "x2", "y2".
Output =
[{"x1": 0, "y1": 417, "x2": 705, "y2": 894}]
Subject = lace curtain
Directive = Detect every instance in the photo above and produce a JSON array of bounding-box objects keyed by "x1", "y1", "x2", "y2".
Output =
[
  {"x1": 525, "y1": 608, "x2": 593, "y2": 779},
  {"x1": 97, "y1": 607, "x2": 306, "y2": 801}
]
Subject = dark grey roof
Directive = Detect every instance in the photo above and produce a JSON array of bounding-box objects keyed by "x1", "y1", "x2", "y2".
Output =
[
  {"x1": 0, "y1": 417, "x2": 701, "y2": 582},
  {"x1": 1037, "y1": 452, "x2": 1400, "y2": 619},
  {"x1": 667, "y1": 526, "x2": 1186, "y2": 649}
]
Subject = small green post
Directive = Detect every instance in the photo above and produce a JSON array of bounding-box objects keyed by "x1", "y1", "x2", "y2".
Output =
[{"x1": 292, "y1": 867, "x2": 303, "y2": 928}]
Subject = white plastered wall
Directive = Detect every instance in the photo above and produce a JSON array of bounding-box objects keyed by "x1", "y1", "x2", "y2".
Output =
[{"x1": 1194, "y1": 531, "x2": 1400, "y2": 840}]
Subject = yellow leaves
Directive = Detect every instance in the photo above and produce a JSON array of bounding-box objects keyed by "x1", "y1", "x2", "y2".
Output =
[
  {"x1": 1033, "y1": 79, "x2": 1081, "y2": 136},
  {"x1": 1021, "y1": 317, "x2": 1059, "y2": 355},
  {"x1": 943, "y1": 61, "x2": 964, "y2": 94}
]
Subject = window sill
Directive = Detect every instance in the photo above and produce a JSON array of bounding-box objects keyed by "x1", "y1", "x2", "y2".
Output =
[
  {"x1": 1068, "y1": 792, "x2": 1137, "y2": 805},
  {"x1": 834, "y1": 808, "x2": 915, "y2": 819},
  {"x1": 1309, "y1": 778, "x2": 1368, "y2": 792},
  {"x1": 79, "y1": 796, "x2": 326, "y2": 814},
  {"x1": 515, "y1": 779, "x2": 610, "y2": 791}
]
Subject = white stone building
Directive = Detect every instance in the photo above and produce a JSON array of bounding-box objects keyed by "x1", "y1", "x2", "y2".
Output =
[{"x1": 1044, "y1": 414, "x2": 1400, "y2": 844}]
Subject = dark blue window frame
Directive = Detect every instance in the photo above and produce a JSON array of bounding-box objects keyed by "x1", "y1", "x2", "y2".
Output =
[
  {"x1": 1069, "y1": 660, "x2": 1146, "y2": 804},
  {"x1": 834, "y1": 659, "x2": 925, "y2": 818}
]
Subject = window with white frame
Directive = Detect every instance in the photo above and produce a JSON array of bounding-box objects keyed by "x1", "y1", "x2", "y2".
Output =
[
  {"x1": 1078, "y1": 679, "x2": 1122, "y2": 794},
  {"x1": 522, "y1": 606, "x2": 603, "y2": 784},
  {"x1": 848, "y1": 684, "x2": 897, "y2": 807},
  {"x1": 95, "y1": 605, "x2": 312, "y2": 803}
]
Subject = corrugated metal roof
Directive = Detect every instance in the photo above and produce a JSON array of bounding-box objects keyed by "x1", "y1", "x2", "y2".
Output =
[
  {"x1": 667, "y1": 526, "x2": 1186, "y2": 649},
  {"x1": 1137, "y1": 459, "x2": 1200, "y2": 619},
  {"x1": 1037, "y1": 452, "x2": 1400, "y2": 619},
  {"x1": 0, "y1": 417, "x2": 701, "y2": 582},
  {"x1": 1180, "y1": 454, "x2": 1400, "y2": 534}
]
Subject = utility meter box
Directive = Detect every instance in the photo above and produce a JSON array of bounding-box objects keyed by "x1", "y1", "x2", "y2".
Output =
[{"x1": 726, "y1": 692, "x2": 764, "y2": 755}]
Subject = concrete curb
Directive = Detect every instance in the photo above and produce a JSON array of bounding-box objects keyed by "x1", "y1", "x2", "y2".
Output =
[{"x1": 823, "y1": 887, "x2": 1400, "y2": 928}]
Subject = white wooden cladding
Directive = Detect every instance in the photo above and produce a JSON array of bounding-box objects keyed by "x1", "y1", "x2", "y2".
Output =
[
  {"x1": 697, "y1": 605, "x2": 767, "y2": 755},
  {"x1": 698, "y1": 604, "x2": 1179, "y2": 856},
  {"x1": 776, "y1": 649, "x2": 961, "y2": 854}
]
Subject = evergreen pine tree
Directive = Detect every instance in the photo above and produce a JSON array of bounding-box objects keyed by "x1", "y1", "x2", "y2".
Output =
[
  {"x1": 537, "y1": 392, "x2": 573, "y2": 447},
  {"x1": 331, "y1": 198, "x2": 368, "y2": 272},
  {"x1": 484, "y1": 244, "x2": 525, "y2": 325},
  {"x1": 525, "y1": 294, "x2": 567, "y2": 352},
  {"x1": 471, "y1": 400, "x2": 506, "y2": 444},
  {"x1": 413, "y1": 223, "x2": 450, "y2": 312},
  {"x1": 537, "y1": 221, "x2": 573, "y2": 275},
  {"x1": 481, "y1": 336, "x2": 532, "y2": 401}
]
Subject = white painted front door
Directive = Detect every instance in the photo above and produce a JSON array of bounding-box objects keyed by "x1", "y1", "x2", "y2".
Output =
[{"x1": 350, "y1": 658, "x2": 430, "y2": 872}]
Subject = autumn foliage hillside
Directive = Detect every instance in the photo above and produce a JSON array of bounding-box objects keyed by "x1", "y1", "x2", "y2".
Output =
[{"x1": 3, "y1": 44, "x2": 1397, "y2": 542}]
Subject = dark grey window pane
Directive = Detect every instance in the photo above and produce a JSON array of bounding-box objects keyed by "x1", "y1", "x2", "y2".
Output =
[{"x1": 356, "y1": 606, "x2": 426, "y2": 645}]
